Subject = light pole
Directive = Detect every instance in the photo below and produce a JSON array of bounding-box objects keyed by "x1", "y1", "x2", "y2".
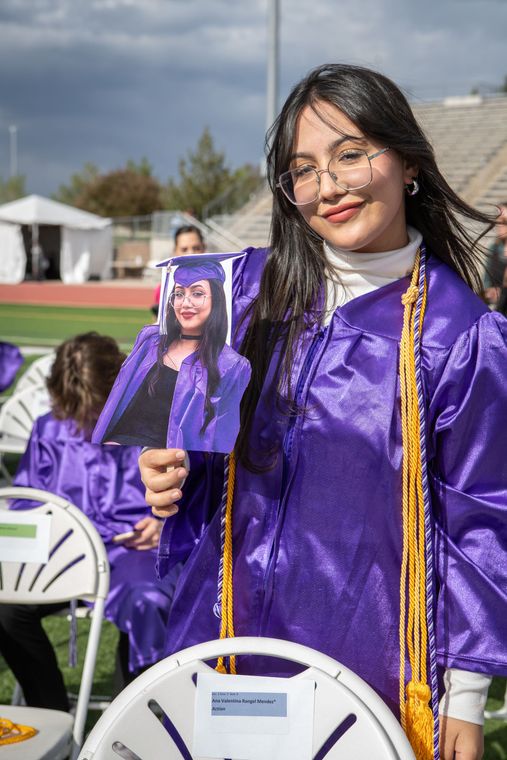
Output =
[
  {"x1": 9, "y1": 125, "x2": 18, "y2": 178},
  {"x1": 266, "y1": 0, "x2": 279, "y2": 136}
]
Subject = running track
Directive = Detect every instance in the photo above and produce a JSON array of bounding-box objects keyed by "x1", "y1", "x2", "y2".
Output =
[{"x1": 0, "y1": 281, "x2": 154, "y2": 309}]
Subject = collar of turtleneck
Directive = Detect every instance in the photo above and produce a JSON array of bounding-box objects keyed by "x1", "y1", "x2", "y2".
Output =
[{"x1": 322, "y1": 226, "x2": 423, "y2": 324}]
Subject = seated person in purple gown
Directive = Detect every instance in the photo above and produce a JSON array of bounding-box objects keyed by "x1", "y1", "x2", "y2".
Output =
[
  {"x1": 0, "y1": 341, "x2": 23, "y2": 392},
  {"x1": 0, "y1": 333, "x2": 180, "y2": 711},
  {"x1": 93, "y1": 254, "x2": 251, "y2": 454}
]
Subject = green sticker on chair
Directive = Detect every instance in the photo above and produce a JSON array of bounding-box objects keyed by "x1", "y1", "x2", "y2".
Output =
[{"x1": 0, "y1": 522, "x2": 37, "y2": 538}]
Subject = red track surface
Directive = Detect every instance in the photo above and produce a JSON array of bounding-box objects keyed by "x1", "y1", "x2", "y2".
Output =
[{"x1": 0, "y1": 281, "x2": 154, "y2": 309}]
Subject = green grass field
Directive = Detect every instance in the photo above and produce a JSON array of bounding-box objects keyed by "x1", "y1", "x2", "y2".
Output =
[{"x1": 0, "y1": 303, "x2": 151, "y2": 350}]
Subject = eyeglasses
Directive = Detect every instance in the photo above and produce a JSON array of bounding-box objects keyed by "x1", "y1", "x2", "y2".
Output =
[
  {"x1": 169, "y1": 291, "x2": 209, "y2": 309},
  {"x1": 277, "y1": 147, "x2": 390, "y2": 206}
]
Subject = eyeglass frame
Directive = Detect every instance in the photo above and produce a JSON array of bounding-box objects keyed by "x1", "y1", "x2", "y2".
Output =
[
  {"x1": 276, "y1": 146, "x2": 391, "y2": 206},
  {"x1": 169, "y1": 291, "x2": 210, "y2": 309}
]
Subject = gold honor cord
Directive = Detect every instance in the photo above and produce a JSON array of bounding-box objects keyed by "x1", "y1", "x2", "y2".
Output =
[
  {"x1": 399, "y1": 250, "x2": 434, "y2": 759},
  {"x1": 215, "y1": 254, "x2": 435, "y2": 760},
  {"x1": 216, "y1": 450, "x2": 237, "y2": 675}
]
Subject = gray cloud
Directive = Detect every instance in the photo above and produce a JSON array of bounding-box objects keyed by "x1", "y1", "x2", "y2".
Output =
[{"x1": 0, "y1": 0, "x2": 505, "y2": 195}]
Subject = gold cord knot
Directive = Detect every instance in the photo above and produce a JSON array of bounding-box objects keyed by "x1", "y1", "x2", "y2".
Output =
[
  {"x1": 406, "y1": 681, "x2": 431, "y2": 703},
  {"x1": 401, "y1": 285, "x2": 418, "y2": 306}
]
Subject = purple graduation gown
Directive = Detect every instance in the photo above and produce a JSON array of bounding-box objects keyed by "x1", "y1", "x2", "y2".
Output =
[
  {"x1": 0, "y1": 341, "x2": 23, "y2": 392},
  {"x1": 92, "y1": 325, "x2": 251, "y2": 454},
  {"x1": 157, "y1": 246, "x2": 507, "y2": 717},
  {"x1": 10, "y1": 413, "x2": 179, "y2": 671}
]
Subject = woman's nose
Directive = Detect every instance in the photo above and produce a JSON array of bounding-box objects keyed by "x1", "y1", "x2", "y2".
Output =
[{"x1": 318, "y1": 170, "x2": 346, "y2": 201}]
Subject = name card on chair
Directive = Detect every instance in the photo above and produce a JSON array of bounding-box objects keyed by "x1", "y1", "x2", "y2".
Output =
[
  {"x1": 0, "y1": 512, "x2": 52, "y2": 563},
  {"x1": 193, "y1": 672, "x2": 315, "y2": 760}
]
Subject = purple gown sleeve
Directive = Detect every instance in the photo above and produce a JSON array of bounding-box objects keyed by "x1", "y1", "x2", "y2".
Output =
[
  {"x1": 428, "y1": 311, "x2": 507, "y2": 676},
  {"x1": 157, "y1": 452, "x2": 223, "y2": 578},
  {"x1": 11, "y1": 418, "x2": 55, "y2": 500},
  {"x1": 10, "y1": 415, "x2": 150, "y2": 543},
  {"x1": 0, "y1": 342, "x2": 24, "y2": 392},
  {"x1": 200, "y1": 355, "x2": 252, "y2": 454}
]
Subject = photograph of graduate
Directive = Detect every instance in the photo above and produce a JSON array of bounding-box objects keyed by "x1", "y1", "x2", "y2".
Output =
[{"x1": 93, "y1": 252, "x2": 251, "y2": 453}]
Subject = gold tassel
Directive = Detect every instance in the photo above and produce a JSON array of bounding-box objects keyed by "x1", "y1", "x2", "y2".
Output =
[{"x1": 405, "y1": 682, "x2": 434, "y2": 760}]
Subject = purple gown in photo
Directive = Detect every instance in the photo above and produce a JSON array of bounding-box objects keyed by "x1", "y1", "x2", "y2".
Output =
[
  {"x1": 93, "y1": 325, "x2": 251, "y2": 454},
  {"x1": 0, "y1": 341, "x2": 23, "y2": 392},
  {"x1": 10, "y1": 413, "x2": 179, "y2": 671},
  {"x1": 157, "y1": 245, "x2": 507, "y2": 717}
]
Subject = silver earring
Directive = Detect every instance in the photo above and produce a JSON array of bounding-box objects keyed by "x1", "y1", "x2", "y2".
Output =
[{"x1": 406, "y1": 178, "x2": 419, "y2": 196}]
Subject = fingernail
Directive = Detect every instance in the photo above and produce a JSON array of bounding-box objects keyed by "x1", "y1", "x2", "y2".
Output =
[
  {"x1": 177, "y1": 468, "x2": 187, "y2": 478},
  {"x1": 168, "y1": 505, "x2": 179, "y2": 516},
  {"x1": 171, "y1": 490, "x2": 181, "y2": 500},
  {"x1": 175, "y1": 451, "x2": 185, "y2": 460}
]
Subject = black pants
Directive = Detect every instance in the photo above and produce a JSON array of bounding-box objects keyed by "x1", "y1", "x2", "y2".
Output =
[{"x1": 0, "y1": 603, "x2": 135, "y2": 711}]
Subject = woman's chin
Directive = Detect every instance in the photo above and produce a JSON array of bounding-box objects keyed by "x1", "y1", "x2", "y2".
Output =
[{"x1": 178, "y1": 322, "x2": 201, "y2": 334}]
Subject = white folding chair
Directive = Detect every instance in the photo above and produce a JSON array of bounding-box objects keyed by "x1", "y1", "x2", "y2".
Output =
[
  {"x1": 15, "y1": 353, "x2": 55, "y2": 395},
  {"x1": 0, "y1": 387, "x2": 50, "y2": 482},
  {"x1": 78, "y1": 636, "x2": 415, "y2": 760},
  {"x1": 0, "y1": 487, "x2": 110, "y2": 760}
]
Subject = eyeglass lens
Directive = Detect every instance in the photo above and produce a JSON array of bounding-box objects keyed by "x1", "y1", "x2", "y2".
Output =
[
  {"x1": 282, "y1": 150, "x2": 373, "y2": 205},
  {"x1": 170, "y1": 292, "x2": 206, "y2": 308}
]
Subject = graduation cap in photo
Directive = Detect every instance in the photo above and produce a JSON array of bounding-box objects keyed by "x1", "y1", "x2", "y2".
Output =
[{"x1": 156, "y1": 251, "x2": 248, "y2": 336}]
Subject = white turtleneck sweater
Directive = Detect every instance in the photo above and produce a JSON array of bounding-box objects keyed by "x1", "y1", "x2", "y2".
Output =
[
  {"x1": 323, "y1": 227, "x2": 491, "y2": 725},
  {"x1": 323, "y1": 226, "x2": 422, "y2": 322}
]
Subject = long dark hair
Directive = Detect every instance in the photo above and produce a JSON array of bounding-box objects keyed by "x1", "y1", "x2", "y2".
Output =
[
  {"x1": 152, "y1": 278, "x2": 228, "y2": 433},
  {"x1": 47, "y1": 332, "x2": 125, "y2": 436},
  {"x1": 236, "y1": 62, "x2": 495, "y2": 471}
]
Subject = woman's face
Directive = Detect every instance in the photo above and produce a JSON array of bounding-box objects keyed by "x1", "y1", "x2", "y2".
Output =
[
  {"x1": 173, "y1": 279, "x2": 212, "y2": 334},
  {"x1": 290, "y1": 102, "x2": 416, "y2": 253}
]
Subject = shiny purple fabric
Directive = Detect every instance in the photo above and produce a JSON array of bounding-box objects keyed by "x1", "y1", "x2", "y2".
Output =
[
  {"x1": 0, "y1": 341, "x2": 23, "y2": 392},
  {"x1": 158, "y1": 246, "x2": 507, "y2": 717},
  {"x1": 92, "y1": 325, "x2": 251, "y2": 454},
  {"x1": 10, "y1": 414, "x2": 179, "y2": 671}
]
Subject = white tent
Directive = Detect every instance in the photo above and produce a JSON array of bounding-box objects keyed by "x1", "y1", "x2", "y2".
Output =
[{"x1": 0, "y1": 195, "x2": 113, "y2": 284}]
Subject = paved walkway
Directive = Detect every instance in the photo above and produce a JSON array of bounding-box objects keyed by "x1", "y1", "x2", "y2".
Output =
[{"x1": 0, "y1": 280, "x2": 154, "y2": 309}]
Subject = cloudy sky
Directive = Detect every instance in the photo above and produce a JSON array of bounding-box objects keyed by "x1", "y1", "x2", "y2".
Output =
[{"x1": 0, "y1": 0, "x2": 505, "y2": 196}]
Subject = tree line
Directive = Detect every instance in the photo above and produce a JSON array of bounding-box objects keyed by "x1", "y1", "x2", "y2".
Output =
[{"x1": 0, "y1": 128, "x2": 263, "y2": 219}]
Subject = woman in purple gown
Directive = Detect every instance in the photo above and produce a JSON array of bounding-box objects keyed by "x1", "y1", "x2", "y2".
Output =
[
  {"x1": 139, "y1": 65, "x2": 507, "y2": 760},
  {"x1": 93, "y1": 256, "x2": 251, "y2": 454},
  {"x1": 0, "y1": 333, "x2": 179, "y2": 711}
]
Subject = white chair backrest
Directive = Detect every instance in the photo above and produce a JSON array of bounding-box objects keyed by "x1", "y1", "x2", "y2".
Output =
[
  {"x1": 0, "y1": 486, "x2": 110, "y2": 759},
  {"x1": 78, "y1": 637, "x2": 415, "y2": 760},
  {"x1": 0, "y1": 385, "x2": 51, "y2": 445},
  {"x1": 15, "y1": 352, "x2": 55, "y2": 394},
  {"x1": 0, "y1": 487, "x2": 109, "y2": 604}
]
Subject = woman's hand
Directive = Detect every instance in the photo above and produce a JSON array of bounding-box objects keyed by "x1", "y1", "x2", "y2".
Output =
[
  {"x1": 439, "y1": 715, "x2": 484, "y2": 760},
  {"x1": 124, "y1": 516, "x2": 163, "y2": 550},
  {"x1": 139, "y1": 448, "x2": 188, "y2": 518}
]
